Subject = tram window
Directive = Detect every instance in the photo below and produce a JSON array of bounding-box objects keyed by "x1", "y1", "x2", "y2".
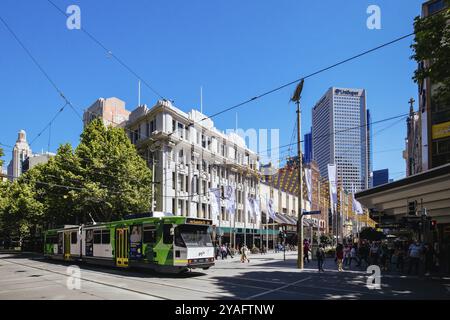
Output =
[
  {"x1": 174, "y1": 227, "x2": 185, "y2": 247},
  {"x1": 93, "y1": 230, "x2": 102, "y2": 244},
  {"x1": 163, "y1": 224, "x2": 173, "y2": 244},
  {"x1": 143, "y1": 226, "x2": 156, "y2": 243},
  {"x1": 71, "y1": 232, "x2": 77, "y2": 244},
  {"x1": 101, "y1": 230, "x2": 110, "y2": 244}
]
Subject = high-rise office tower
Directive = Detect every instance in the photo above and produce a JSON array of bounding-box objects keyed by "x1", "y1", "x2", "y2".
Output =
[{"x1": 312, "y1": 87, "x2": 369, "y2": 192}]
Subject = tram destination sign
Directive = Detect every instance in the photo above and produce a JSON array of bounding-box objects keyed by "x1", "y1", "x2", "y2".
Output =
[{"x1": 186, "y1": 218, "x2": 213, "y2": 225}]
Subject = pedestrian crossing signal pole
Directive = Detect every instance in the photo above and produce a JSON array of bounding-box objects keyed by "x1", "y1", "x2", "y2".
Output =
[{"x1": 291, "y1": 79, "x2": 305, "y2": 270}]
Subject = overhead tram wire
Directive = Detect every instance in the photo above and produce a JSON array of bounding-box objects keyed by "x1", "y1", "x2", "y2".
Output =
[
  {"x1": 155, "y1": 110, "x2": 414, "y2": 188},
  {"x1": 3, "y1": 9, "x2": 416, "y2": 190},
  {"x1": 1, "y1": 10, "x2": 161, "y2": 149},
  {"x1": 171, "y1": 32, "x2": 416, "y2": 133},
  {"x1": 10, "y1": 4, "x2": 415, "y2": 161},
  {"x1": 29, "y1": 103, "x2": 68, "y2": 146},
  {"x1": 0, "y1": 13, "x2": 81, "y2": 125},
  {"x1": 255, "y1": 111, "x2": 411, "y2": 161},
  {"x1": 45, "y1": 0, "x2": 165, "y2": 100},
  {"x1": 159, "y1": 32, "x2": 416, "y2": 140}
]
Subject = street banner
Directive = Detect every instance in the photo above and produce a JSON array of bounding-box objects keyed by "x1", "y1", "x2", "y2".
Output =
[
  {"x1": 267, "y1": 196, "x2": 276, "y2": 220},
  {"x1": 224, "y1": 185, "x2": 236, "y2": 215},
  {"x1": 327, "y1": 164, "x2": 337, "y2": 209},
  {"x1": 252, "y1": 196, "x2": 261, "y2": 219},
  {"x1": 209, "y1": 188, "x2": 221, "y2": 219},
  {"x1": 246, "y1": 196, "x2": 252, "y2": 219},
  {"x1": 351, "y1": 183, "x2": 364, "y2": 215},
  {"x1": 305, "y1": 168, "x2": 312, "y2": 203},
  {"x1": 248, "y1": 196, "x2": 261, "y2": 219}
]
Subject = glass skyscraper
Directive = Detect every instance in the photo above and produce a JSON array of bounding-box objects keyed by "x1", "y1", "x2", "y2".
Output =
[{"x1": 312, "y1": 87, "x2": 369, "y2": 192}]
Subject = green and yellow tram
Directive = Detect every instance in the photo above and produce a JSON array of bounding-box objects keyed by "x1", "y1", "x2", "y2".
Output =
[{"x1": 43, "y1": 212, "x2": 215, "y2": 273}]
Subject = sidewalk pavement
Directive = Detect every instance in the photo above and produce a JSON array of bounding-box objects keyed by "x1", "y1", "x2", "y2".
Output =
[{"x1": 213, "y1": 251, "x2": 450, "y2": 281}]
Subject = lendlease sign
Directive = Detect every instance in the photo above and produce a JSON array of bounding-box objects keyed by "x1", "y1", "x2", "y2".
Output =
[{"x1": 334, "y1": 89, "x2": 361, "y2": 96}]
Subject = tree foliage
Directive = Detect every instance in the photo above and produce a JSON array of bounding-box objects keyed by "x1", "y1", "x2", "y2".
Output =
[
  {"x1": 411, "y1": 3, "x2": 450, "y2": 107},
  {"x1": 0, "y1": 119, "x2": 152, "y2": 242},
  {"x1": 0, "y1": 146, "x2": 4, "y2": 168}
]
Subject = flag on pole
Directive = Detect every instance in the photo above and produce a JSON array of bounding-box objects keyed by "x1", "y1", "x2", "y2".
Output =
[
  {"x1": 252, "y1": 196, "x2": 261, "y2": 219},
  {"x1": 305, "y1": 168, "x2": 312, "y2": 203},
  {"x1": 327, "y1": 164, "x2": 337, "y2": 209},
  {"x1": 266, "y1": 196, "x2": 276, "y2": 220},
  {"x1": 351, "y1": 184, "x2": 364, "y2": 215},
  {"x1": 246, "y1": 196, "x2": 252, "y2": 219},
  {"x1": 224, "y1": 185, "x2": 236, "y2": 215},
  {"x1": 209, "y1": 188, "x2": 221, "y2": 219}
]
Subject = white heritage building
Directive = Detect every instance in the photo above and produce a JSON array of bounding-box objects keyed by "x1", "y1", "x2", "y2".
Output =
[
  {"x1": 84, "y1": 98, "x2": 312, "y2": 247},
  {"x1": 125, "y1": 100, "x2": 264, "y2": 244}
]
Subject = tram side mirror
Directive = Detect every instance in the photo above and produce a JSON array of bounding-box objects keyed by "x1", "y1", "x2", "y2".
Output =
[{"x1": 170, "y1": 227, "x2": 175, "y2": 236}]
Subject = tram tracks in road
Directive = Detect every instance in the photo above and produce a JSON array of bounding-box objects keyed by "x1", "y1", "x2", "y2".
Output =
[
  {"x1": 0, "y1": 255, "x2": 391, "y2": 299},
  {"x1": 0, "y1": 258, "x2": 171, "y2": 300},
  {"x1": 0, "y1": 256, "x2": 243, "y2": 300}
]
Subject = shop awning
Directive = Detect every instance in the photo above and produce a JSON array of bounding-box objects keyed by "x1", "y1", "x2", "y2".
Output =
[{"x1": 355, "y1": 164, "x2": 450, "y2": 224}]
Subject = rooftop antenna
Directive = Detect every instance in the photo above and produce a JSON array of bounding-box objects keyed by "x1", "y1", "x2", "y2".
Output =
[
  {"x1": 200, "y1": 86, "x2": 203, "y2": 114},
  {"x1": 235, "y1": 112, "x2": 238, "y2": 132},
  {"x1": 138, "y1": 80, "x2": 141, "y2": 106}
]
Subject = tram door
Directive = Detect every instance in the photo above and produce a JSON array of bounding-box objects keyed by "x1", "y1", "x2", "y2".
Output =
[
  {"x1": 63, "y1": 232, "x2": 70, "y2": 261},
  {"x1": 115, "y1": 228, "x2": 129, "y2": 267}
]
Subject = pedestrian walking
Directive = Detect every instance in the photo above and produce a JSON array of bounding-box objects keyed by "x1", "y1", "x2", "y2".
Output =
[
  {"x1": 380, "y1": 243, "x2": 390, "y2": 271},
  {"x1": 226, "y1": 243, "x2": 234, "y2": 259},
  {"x1": 220, "y1": 244, "x2": 227, "y2": 259},
  {"x1": 395, "y1": 244, "x2": 405, "y2": 273},
  {"x1": 304, "y1": 240, "x2": 310, "y2": 264},
  {"x1": 343, "y1": 244, "x2": 351, "y2": 267},
  {"x1": 214, "y1": 244, "x2": 220, "y2": 260},
  {"x1": 240, "y1": 244, "x2": 250, "y2": 263},
  {"x1": 336, "y1": 243, "x2": 344, "y2": 272},
  {"x1": 424, "y1": 242, "x2": 434, "y2": 276},
  {"x1": 369, "y1": 242, "x2": 380, "y2": 266},
  {"x1": 348, "y1": 244, "x2": 358, "y2": 268},
  {"x1": 316, "y1": 244, "x2": 325, "y2": 272},
  {"x1": 408, "y1": 240, "x2": 422, "y2": 275},
  {"x1": 356, "y1": 241, "x2": 369, "y2": 268}
]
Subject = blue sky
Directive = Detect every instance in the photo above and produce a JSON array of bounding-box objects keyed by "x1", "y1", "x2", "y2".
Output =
[{"x1": 0, "y1": 0, "x2": 423, "y2": 180}]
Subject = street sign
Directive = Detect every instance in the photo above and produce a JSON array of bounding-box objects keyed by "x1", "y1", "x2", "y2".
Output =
[{"x1": 302, "y1": 210, "x2": 321, "y2": 215}]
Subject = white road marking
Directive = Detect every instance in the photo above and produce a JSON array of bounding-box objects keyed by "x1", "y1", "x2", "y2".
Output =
[{"x1": 244, "y1": 276, "x2": 312, "y2": 300}]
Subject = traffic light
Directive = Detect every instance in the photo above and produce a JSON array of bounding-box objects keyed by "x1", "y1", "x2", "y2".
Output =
[
  {"x1": 408, "y1": 201, "x2": 417, "y2": 216},
  {"x1": 431, "y1": 220, "x2": 437, "y2": 230}
]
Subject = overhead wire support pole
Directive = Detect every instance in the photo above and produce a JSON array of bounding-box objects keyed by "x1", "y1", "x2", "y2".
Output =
[{"x1": 291, "y1": 79, "x2": 304, "y2": 270}]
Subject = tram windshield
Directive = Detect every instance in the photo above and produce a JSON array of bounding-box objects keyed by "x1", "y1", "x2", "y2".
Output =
[{"x1": 175, "y1": 225, "x2": 213, "y2": 248}]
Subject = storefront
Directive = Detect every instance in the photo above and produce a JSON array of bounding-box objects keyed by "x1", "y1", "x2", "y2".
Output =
[{"x1": 355, "y1": 164, "x2": 450, "y2": 273}]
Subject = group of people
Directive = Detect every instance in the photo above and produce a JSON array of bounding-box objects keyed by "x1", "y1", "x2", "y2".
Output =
[
  {"x1": 215, "y1": 243, "x2": 234, "y2": 260},
  {"x1": 214, "y1": 243, "x2": 251, "y2": 263},
  {"x1": 333, "y1": 239, "x2": 443, "y2": 276}
]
